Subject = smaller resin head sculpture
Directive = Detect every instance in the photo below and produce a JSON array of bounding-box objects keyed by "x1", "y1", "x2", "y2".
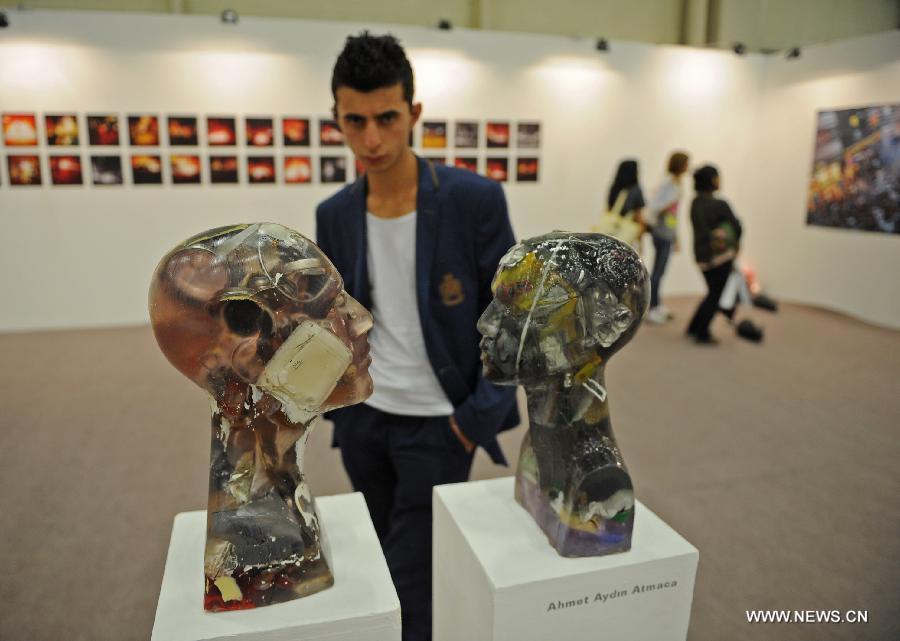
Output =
[
  {"x1": 478, "y1": 232, "x2": 649, "y2": 557},
  {"x1": 149, "y1": 223, "x2": 373, "y2": 611}
]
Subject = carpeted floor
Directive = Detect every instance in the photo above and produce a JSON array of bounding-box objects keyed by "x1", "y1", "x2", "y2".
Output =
[{"x1": 0, "y1": 297, "x2": 897, "y2": 641}]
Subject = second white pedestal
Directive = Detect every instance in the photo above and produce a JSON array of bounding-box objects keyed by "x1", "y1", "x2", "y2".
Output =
[
  {"x1": 433, "y1": 477, "x2": 698, "y2": 641},
  {"x1": 152, "y1": 492, "x2": 400, "y2": 641}
]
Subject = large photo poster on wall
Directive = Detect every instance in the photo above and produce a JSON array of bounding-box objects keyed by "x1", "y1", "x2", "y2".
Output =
[{"x1": 807, "y1": 104, "x2": 899, "y2": 234}]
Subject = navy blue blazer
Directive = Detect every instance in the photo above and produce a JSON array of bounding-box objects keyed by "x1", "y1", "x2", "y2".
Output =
[{"x1": 315, "y1": 156, "x2": 520, "y2": 464}]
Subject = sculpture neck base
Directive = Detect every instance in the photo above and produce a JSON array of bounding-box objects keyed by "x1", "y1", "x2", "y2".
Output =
[
  {"x1": 515, "y1": 469, "x2": 633, "y2": 558},
  {"x1": 516, "y1": 372, "x2": 634, "y2": 558},
  {"x1": 204, "y1": 403, "x2": 333, "y2": 611}
]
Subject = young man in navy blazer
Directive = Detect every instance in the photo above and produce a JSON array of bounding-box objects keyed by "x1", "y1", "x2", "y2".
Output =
[{"x1": 315, "y1": 32, "x2": 519, "y2": 641}]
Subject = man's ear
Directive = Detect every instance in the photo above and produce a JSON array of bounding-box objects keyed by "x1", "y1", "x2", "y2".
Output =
[{"x1": 410, "y1": 102, "x2": 423, "y2": 127}]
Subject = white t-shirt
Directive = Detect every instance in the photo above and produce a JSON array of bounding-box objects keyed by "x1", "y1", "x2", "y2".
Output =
[{"x1": 364, "y1": 211, "x2": 454, "y2": 416}]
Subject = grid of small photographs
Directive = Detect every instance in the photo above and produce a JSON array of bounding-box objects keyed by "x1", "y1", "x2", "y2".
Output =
[
  {"x1": 417, "y1": 119, "x2": 541, "y2": 184},
  {"x1": 2, "y1": 112, "x2": 540, "y2": 187},
  {"x1": 2, "y1": 112, "x2": 332, "y2": 187}
]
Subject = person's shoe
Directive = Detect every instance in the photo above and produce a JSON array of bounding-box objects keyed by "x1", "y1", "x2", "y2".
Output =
[
  {"x1": 694, "y1": 334, "x2": 719, "y2": 345},
  {"x1": 646, "y1": 307, "x2": 668, "y2": 325},
  {"x1": 736, "y1": 319, "x2": 764, "y2": 343},
  {"x1": 752, "y1": 294, "x2": 778, "y2": 313}
]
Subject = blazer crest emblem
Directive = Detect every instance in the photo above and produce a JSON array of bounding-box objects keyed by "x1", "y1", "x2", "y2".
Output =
[{"x1": 439, "y1": 273, "x2": 464, "y2": 306}]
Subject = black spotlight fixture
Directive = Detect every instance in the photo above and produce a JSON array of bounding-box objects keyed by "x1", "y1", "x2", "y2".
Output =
[
  {"x1": 595, "y1": 38, "x2": 609, "y2": 52},
  {"x1": 437, "y1": 19, "x2": 452, "y2": 30},
  {"x1": 0, "y1": 11, "x2": 9, "y2": 29},
  {"x1": 732, "y1": 42, "x2": 746, "y2": 55},
  {"x1": 786, "y1": 46, "x2": 801, "y2": 60},
  {"x1": 220, "y1": 8, "x2": 239, "y2": 25}
]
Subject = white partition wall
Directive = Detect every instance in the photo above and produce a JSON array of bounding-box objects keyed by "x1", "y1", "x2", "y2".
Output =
[
  {"x1": 0, "y1": 11, "x2": 897, "y2": 332},
  {"x1": 750, "y1": 33, "x2": 900, "y2": 329}
]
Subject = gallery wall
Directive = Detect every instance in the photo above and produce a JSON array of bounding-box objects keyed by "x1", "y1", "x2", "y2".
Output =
[
  {"x1": 0, "y1": 9, "x2": 772, "y2": 332},
  {"x1": 750, "y1": 31, "x2": 900, "y2": 329},
  {"x1": 2, "y1": 11, "x2": 897, "y2": 332}
]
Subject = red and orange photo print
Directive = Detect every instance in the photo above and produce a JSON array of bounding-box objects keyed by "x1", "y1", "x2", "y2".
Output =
[
  {"x1": 3, "y1": 113, "x2": 38, "y2": 146},
  {"x1": 168, "y1": 116, "x2": 199, "y2": 146},
  {"x1": 171, "y1": 154, "x2": 202, "y2": 184},
  {"x1": 49, "y1": 155, "x2": 84, "y2": 185},
  {"x1": 209, "y1": 155, "x2": 239, "y2": 184},
  {"x1": 319, "y1": 119, "x2": 345, "y2": 146},
  {"x1": 486, "y1": 122, "x2": 510, "y2": 148},
  {"x1": 283, "y1": 117, "x2": 310, "y2": 146},
  {"x1": 128, "y1": 115, "x2": 160, "y2": 146},
  {"x1": 7, "y1": 155, "x2": 42, "y2": 185},
  {"x1": 208, "y1": 117, "x2": 237, "y2": 146},
  {"x1": 454, "y1": 157, "x2": 478, "y2": 173},
  {"x1": 131, "y1": 154, "x2": 163, "y2": 184},
  {"x1": 247, "y1": 156, "x2": 276, "y2": 184},
  {"x1": 486, "y1": 157, "x2": 509, "y2": 182},
  {"x1": 87, "y1": 115, "x2": 120, "y2": 146},
  {"x1": 516, "y1": 157, "x2": 539, "y2": 182},
  {"x1": 246, "y1": 117, "x2": 274, "y2": 147},
  {"x1": 45, "y1": 114, "x2": 80, "y2": 146},
  {"x1": 284, "y1": 155, "x2": 312, "y2": 184}
]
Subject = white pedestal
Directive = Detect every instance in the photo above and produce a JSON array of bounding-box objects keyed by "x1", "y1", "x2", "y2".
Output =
[
  {"x1": 152, "y1": 492, "x2": 401, "y2": 641},
  {"x1": 433, "y1": 477, "x2": 699, "y2": 641}
]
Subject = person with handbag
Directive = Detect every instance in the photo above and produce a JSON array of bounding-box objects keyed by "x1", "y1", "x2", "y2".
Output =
[
  {"x1": 594, "y1": 159, "x2": 646, "y2": 250},
  {"x1": 645, "y1": 151, "x2": 690, "y2": 324},
  {"x1": 686, "y1": 164, "x2": 743, "y2": 344}
]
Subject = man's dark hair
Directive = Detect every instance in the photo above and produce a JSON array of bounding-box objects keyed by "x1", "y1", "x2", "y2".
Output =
[
  {"x1": 693, "y1": 165, "x2": 719, "y2": 192},
  {"x1": 331, "y1": 31, "x2": 415, "y2": 104}
]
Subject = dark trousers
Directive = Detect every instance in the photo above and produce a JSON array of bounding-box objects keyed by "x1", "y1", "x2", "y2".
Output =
[
  {"x1": 333, "y1": 404, "x2": 475, "y2": 641},
  {"x1": 650, "y1": 234, "x2": 673, "y2": 309},
  {"x1": 687, "y1": 261, "x2": 733, "y2": 339}
]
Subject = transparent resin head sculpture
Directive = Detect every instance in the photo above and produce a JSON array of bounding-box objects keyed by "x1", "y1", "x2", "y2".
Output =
[
  {"x1": 149, "y1": 223, "x2": 373, "y2": 611},
  {"x1": 478, "y1": 232, "x2": 649, "y2": 557}
]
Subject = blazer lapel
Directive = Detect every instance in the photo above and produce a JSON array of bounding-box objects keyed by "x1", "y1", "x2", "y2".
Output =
[
  {"x1": 415, "y1": 157, "x2": 441, "y2": 327},
  {"x1": 350, "y1": 176, "x2": 372, "y2": 310}
]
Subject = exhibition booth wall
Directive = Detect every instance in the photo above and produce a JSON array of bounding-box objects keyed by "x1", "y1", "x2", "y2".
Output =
[
  {"x1": 0, "y1": 10, "x2": 896, "y2": 331},
  {"x1": 753, "y1": 32, "x2": 900, "y2": 329}
]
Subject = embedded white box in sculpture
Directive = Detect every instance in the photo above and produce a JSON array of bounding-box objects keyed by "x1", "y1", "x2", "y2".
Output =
[
  {"x1": 152, "y1": 493, "x2": 401, "y2": 641},
  {"x1": 433, "y1": 477, "x2": 698, "y2": 641}
]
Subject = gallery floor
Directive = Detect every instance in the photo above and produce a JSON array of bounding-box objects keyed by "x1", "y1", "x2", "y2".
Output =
[{"x1": 0, "y1": 297, "x2": 897, "y2": 641}]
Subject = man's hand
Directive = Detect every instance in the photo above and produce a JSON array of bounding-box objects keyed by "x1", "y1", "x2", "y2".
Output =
[{"x1": 449, "y1": 416, "x2": 476, "y2": 453}]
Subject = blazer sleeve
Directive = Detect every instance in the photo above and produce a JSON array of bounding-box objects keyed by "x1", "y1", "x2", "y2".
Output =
[{"x1": 452, "y1": 181, "x2": 520, "y2": 451}]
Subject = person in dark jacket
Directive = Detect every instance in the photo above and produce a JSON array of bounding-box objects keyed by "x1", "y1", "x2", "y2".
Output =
[
  {"x1": 315, "y1": 32, "x2": 519, "y2": 641},
  {"x1": 686, "y1": 165, "x2": 743, "y2": 344}
]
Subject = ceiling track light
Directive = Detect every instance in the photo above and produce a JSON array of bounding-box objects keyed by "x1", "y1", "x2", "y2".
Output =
[
  {"x1": 786, "y1": 46, "x2": 801, "y2": 59},
  {"x1": 732, "y1": 42, "x2": 746, "y2": 55},
  {"x1": 220, "y1": 8, "x2": 239, "y2": 25},
  {"x1": 0, "y1": 10, "x2": 9, "y2": 29},
  {"x1": 437, "y1": 18, "x2": 452, "y2": 30},
  {"x1": 595, "y1": 38, "x2": 609, "y2": 52}
]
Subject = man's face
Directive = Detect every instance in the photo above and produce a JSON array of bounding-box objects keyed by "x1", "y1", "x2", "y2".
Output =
[{"x1": 334, "y1": 83, "x2": 421, "y2": 175}]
